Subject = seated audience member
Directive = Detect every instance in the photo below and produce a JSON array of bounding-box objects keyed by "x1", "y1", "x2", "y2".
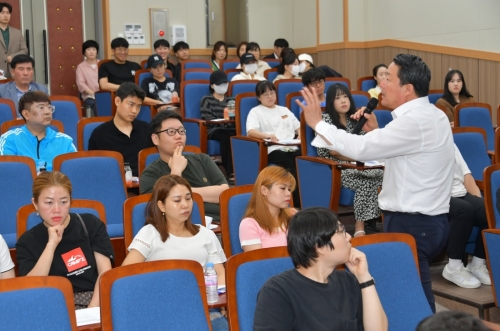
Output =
[
  {"x1": 273, "y1": 53, "x2": 300, "y2": 83},
  {"x1": 231, "y1": 53, "x2": 266, "y2": 82},
  {"x1": 0, "y1": 2, "x2": 28, "y2": 79},
  {"x1": 98, "y1": 37, "x2": 141, "y2": 91},
  {"x1": 235, "y1": 42, "x2": 270, "y2": 77},
  {"x1": 264, "y1": 38, "x2": 289, "y2": 60},
  {"x1": 211, "y1": 41, "x2": 228, "y2": 71},
  {"x1": 139, "y1": 111, "x2": 229, "y2": 218},
  {"x1": 442, "y1": 145, "x2": 490, "y2": 288},
  {"x1": 16, "y1": 171, "x2": 114, "y2": 309},
  {"x1": 236, "y1": 41, "x2": 248, "y2": 59},
  {"x1": 140, "y1": 54, "x2": 179, "y2": 108},
  {"x1": 0, "y1": 54, "x2": 48, "y2": 114},
  {"x1": 317, "y1": 84, "x2": 384, "y2": 236},
  {"x1": 436, "y1": 69, "x2": 475, "y2": 123},
  {"x1": 200, "y1": 71, "x2": 235, "y2": 179},
  {"x1": 0, "y1": 91, "x2": 76, "y2": 170},
  {"x1": 123, "y1": 174, "x2": 228, "y2": 330},
  {"x1": 367, "y1": 64, "x2": 387, "y2": 99},
  {"x1": 76, "y1": 40, "x2": 100, "y2": 116},
  {"x1": 247, "y1": 80, "x2": 301, "y2": 206},
  {"x1": 416, "y1": 311, "x2": 489, "y2": 331},
  {"x1": 153, "y1": 39, "x2": 177, "y2": 79},
  {"x1": 239, "y1": 166, "x2": 297, "y2": 252},
  {"x1": 253, "y1": 207, "x2": 388, "y2": 331},
  {"x1": 298, "y1": 53, "x2": 314, "y2": 74},
  {"x1": 173, "y1": 41, "x2": 190, "y2": 83},
  {"x1": 89, "y1": 82, "x2": 153, "y2": 177},
  {"x1": 0, "y1": 234, "x2": 14, "y2": 279},
  {"x1": 301, "y1": 68, "x2": 326, "y2": 107}
]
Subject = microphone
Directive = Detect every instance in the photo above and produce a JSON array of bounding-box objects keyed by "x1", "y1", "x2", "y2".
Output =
[{"x1": 352, "y1": 97, "x2": 378, "y2": 134}]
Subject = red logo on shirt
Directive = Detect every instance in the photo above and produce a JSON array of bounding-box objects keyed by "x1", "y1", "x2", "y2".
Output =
[{"x1": 61, "y1": 247, "x2": 88, "y2": 272}]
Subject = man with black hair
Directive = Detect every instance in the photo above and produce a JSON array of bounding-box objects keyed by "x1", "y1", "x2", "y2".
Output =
[
  {"x1": 140, "y1": 110, "x2": 228, "y2": 218},
  {"x1": 300, "y1": 53, "x2": 454, "y2": 313},
  {"x1": 416, "y1": 311, "x2": 489, "y2": 331},
  {"x1": 0, "y1": 54, "x2": 48, "y2": 114},
  {"x1": 89, "y1": 82, "x2": 153, "y2": 176},
  {"x1": 301, "y1": 68, "x2": 326, "y2": 107},
  {"x1": 98, "y1": 37, "x2": 141, "y2": 91},
  {"x1": 254, "y1": 207, "x2": 387, "y2": 331},
  {"x1": 140, "y1": 54, "x2": 179, "y2": 108},
  {"x1": 264, "y1": 38, "x2": 289, "y2": 60},
  {"x1": 0, "y1": 2, "x2": 28, "y2": 78},
  {"x1": 153, "y1": 39, "x2": 177, "y2": 78},
  {"x1": 172, "y1": 41, "x2": 189, "y2": 83}
]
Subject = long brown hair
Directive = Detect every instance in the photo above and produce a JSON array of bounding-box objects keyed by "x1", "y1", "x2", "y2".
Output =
[
  {"x1": 32, "y1": 171, "x2": 72, "y2": 203},
  {"x1": 146, "y1": 174, "x2": 199, "y2": 242},
  {"x1": 243, "y1": 166, "x2": 296, "y2": 234}
]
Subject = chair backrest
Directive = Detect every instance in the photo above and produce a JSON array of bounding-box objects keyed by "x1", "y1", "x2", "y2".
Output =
[
  {"x1": 134, "y1": 69, "x2": 151, "y2": 86},
  {"x1": 136, "y1": 105, "x2": 153, "y2": 123},
  {"x1": 180, "y1": 80, "x2": 210, "y2": 118},
  {"x1": 123, "y1": 193, "x2": 151, "y2": 249},
  {"x1": 452, "y1": 127, "x2": 491, "y2": 182},
  {"x1": 300, "y1": 112, "x2": 318, "y2": 157},
  {"x1": 95, "y1": 90, "x2": 114, "y2": 116},
  {"x1": 51, "y1": 96, "x2": 83, "y2": 147},
  {"x1": 484, "y1": 164, "x2": 500, "y2": 229},
  {"x1": 374, "y1": 109, "x2": 393, "y2": 129},
  {"x1": 228, "y1": 80, "x2": 258, "y2": 97},
  {"x1": 351, "y1": 233, "x2": 432, "y2": 331},
  {"x1": 100, "y1": 260, "x2": 211, "y2": 331},
  {"x1": 274, "y1": 79, "x2": 303, "y2": 107},
  {"x1": 427, "y1": 89, "x2": 444, "y2": 105},
  {"x1": 263, "y1": 68, "x2": 278, "y2": 81},
  {"x1": 53, "y1": 151, "x2": 127, "y2": 238},
  {"x1": 0, "y1": 98, "x2": 16, "y2": 132},
  {"x1": 183, "y1": 68, "x2": 213, "y2": 82},
  {"x1": 286, "y1": 91, "x2": 303, "y2": 120},
  {"x1": 0, "y1": 156, "x2": 36, "y2": 248},
  {"x1": 325, "y1": 77, "x2": 351, "y2": 90},
  {"x1": 262, "y1": 58, "x2": 280, "y2": 68},
  {"x1": 77, "y1": 116, "x2": 113, "y2": 151},
  {"x1": 181, "y1": 59, "x2": 212, "y2": 70},
  {"x1": 221, "y1": 59, "x2": 240, "y2": 71},
  {"x1": 455, "y1": 102, "x2": 494, "y2": 151},
  {"x1": 483, "y1": 228, "x2": 500, "y2": 309},
  {"x1": 1, "y1": 118, "x2": 64, "y2": 134},
  {"x1": 219, "y1": 185, "x2": 253, "y2": 257},
  {"x1": 350, "y1": 91, "x2": 371, "y2": 109},
  {"x1": 0, "y1": 276, "x2": 77, "y2": 330},
  {"x1": 226, "y1": 247, "x2": 293, "y2": 331},
  {"x1": 225, "y1": 68, "x2": 241, "y2": 81},
  {"x1": 17, "y1": 199, "x2": 107, "y2": 238},
  {"x1": 235, "y1": 92, "x2": 259, "y2": 136},
  {"x1": 357, "y1": 76, "x2": 376, "y2": 91}
]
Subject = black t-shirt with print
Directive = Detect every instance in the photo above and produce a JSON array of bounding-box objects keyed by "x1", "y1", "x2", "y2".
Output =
[
  {"x1": 16, "y1": 213, "x2": 114, "y2": 293},
  {"x1": 98, "y1": 60, "x2": 142, "y2": 85},
  {"x1": 140, "y1": 77, "x2": 179, "y2": 103}
]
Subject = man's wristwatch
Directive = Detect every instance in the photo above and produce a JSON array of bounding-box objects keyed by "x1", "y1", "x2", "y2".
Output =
[{"x1": 359, "y1": 278, "x2": 375, "y2": 289}]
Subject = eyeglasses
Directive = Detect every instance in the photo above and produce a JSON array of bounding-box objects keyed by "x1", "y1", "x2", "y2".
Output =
[
  {"x1": 336, "y1": 223, "x2": 346, "y2": 238},
  {"x1": 309, "y1": 80, "x2": 325, "y2": 87},
  {"x1": 31, "y1": 104, "x2": 55, "y2": 114},
  {"x1": 261, "y1": 91, "x2": 276, "y2": 98},
  {"x1": 156, "y1": 128, "x2": 187, "y2": 136}
]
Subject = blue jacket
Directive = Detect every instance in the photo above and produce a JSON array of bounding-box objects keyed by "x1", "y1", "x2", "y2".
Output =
[
  {"x1": 0, "y1": 125, "x2": 76, "y2": 170},
  {"x1": 0, "y1": 81, "x2": 49, "y2": 114}
]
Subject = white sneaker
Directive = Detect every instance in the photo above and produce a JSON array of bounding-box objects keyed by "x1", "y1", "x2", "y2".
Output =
[
  {"x1": 442, "y1": 264, "x2": 481, "y2": 288},
  {"x1": 466, "y1": 264, "x2": 491, "y2": 286}
]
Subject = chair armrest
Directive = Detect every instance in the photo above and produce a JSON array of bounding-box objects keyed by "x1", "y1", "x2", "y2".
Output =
[
  {"x1": 476, "y1": 180, "x2": 484, "y2": 191},
  {"x1": 231, "y1": 136, "x2": 268, "y2": 185},
  {"x1": 184, "y1": 118, "x2": 208, "y2": 153}
]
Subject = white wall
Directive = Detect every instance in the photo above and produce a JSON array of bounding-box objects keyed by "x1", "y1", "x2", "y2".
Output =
[
  {"x1": 318, "y1": 0, "x2": 343, "y2": 44},
  {"x1": 348, "y1": 0, "x2": 364, "y2": 42}
]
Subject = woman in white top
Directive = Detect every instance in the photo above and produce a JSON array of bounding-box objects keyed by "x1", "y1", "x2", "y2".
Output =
[
  {"x1": 231, "y1": 53, "x2": 266, "y2": 82},
  {"x1": 235, "y1": 42, "x2": 270, "y2": 77},
  {"x1": 367, "y1": 64, "x2": 387, "y2": 99},
  {"x1": 0, "y1": 234, "x2": 14, "y2": 279},
  {"x1": 246, "y1": 80, "x2": 301, "y2": 206},
  {"x1": 273, "y1": 52, "x2": 300, "y2": 83},
  {"x1": 76, "y1": 40, "x2": 100, "y2": 116}
]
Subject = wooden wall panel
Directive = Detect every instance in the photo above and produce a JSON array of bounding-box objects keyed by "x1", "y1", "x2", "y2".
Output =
[
  {"x1": 478, "y1": 60, "x2": 500, "y2": 124},
  {"x1": 412, "y1": 50, "x2": 442, "y2": 90},
  {"x1": 343, "y1": 49, "x2": 365, "y2": 90},
  {"x1": 440, "y1": 55, "x2": 479, "y2": 102},
  {"x1": 317, "y1": 49, "x2": 346, "y2": 79}
]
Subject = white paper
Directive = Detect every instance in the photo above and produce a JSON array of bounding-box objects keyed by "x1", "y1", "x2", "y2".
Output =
[
  {"x1": 75, "y1": 307, "x2": 100, "y2": 327},
  {"x1": 209, "y1": 224, "x2": 218, "y2": 230},
  {"x1": 209, "y1": 118, "x2": 227, "y2": 122},
  {"x1": 277, "y1": 139, "x2": 301, "y2": 145},
  {"x1": 205, "y1": 216, "x2": 213, "y2": 228}
]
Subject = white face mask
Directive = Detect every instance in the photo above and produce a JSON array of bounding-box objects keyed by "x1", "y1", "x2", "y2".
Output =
[
  {"x1": 290, "y1": 65, "x2": 300, "y2": 76},
  {"x1": 244, "y1": 63, "x2": 258, "y2": 75},
  {"x1": 213, "y1": 83, "x2": 228, "y2": 95},
  {"x1": 299, "y1": 62, "x2": 307, "y2": 73}
]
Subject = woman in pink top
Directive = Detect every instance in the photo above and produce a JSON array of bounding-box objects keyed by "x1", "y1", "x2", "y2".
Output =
[
  {"x1": 239, "y1": 166, "x2": 297, "y2": 252},
  {"x1": 76, "y1": 40, "x2": 100, "y2": 116}
]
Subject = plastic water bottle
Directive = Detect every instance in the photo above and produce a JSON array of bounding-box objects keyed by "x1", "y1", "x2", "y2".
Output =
[
  {"x1": 124, "y1": 163, "x2": 133, "y2": 184},
  {"x1": 36, "y1": 161, "x2": 46, "y2": 175},
  {"x1": 205, "y1": 262, "x2": 218, "y2": 304},
  {"x1": 228, "y1": 99, "x2": 236, "y2": 120}
]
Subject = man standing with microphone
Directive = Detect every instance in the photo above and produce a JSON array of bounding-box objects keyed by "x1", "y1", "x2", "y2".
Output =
[{"x1": 299, "y1": 54, "x2": 454, "y2": 313}]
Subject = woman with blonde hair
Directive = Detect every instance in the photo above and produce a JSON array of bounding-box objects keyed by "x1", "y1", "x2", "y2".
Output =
[{"x1": 239, "y1": 166, "x2": 297, "y2": 252}]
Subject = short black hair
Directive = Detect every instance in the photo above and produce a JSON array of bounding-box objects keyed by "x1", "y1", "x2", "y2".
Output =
[
  {"x1": 287, "y1": 207, "x2": 339, "y2": 268},
  {"x1": 274, "y1": 38, "x2": 289, "y2": 48},
  {"x1": 255, "y1": 81, "x2": 276, "y2": 104},
  {"x1": 19, "y1": 91, "x2": 51, "y2": 120},
  {"x1": 0, "y1": 2, "x2": 12, "y2": 13},
  {"x1": 115, "y1": 82, "x2": 145, "y2": 102},
  {"x1": 302, "y1": 68, "x2": 325, "y2": 86},
  {"x1": 82, "y1": 40, "x2": 99, "y2": 55},
  {"x1": 246, "y1": 42, "x2": 261, "y2": 52},
  {"x1": 416, "y1": 311, "x2": 489, "y2": 331},
  {"x1": 10, "y1": 54, "x2": 34, "y2": 69},
  {"x1": 173, "y1": 41, "x2": 189, "y2": 53},
  {"x1": 154, "y1": 39, "x2": 170, "y2": 49},
  {"x1": 393, "y1": 54, "x2": 430, "y2": 98},
  {"x1": 372, "y1": 64, "x2": 387, "y2": 77},
  {"x1": 149, "y1": 110, "x2": 183, "y2": 135},
  {"x1": 111, "y1": 37, "x2": 129, "y2": 49},
  {"x1": 277, "y1": 52, "x2": 298, "y2": 74}
]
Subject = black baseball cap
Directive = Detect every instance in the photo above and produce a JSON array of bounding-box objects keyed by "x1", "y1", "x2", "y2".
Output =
[
  {"x1": 240, "y1": 52, "x2": 257, "y2": 65},
  {"x1": 147, "y1": 54, "x2": 164, "y2": 68},
  {"x1": 210, "y1": 70, "x2": 228, "y2": 85}
]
